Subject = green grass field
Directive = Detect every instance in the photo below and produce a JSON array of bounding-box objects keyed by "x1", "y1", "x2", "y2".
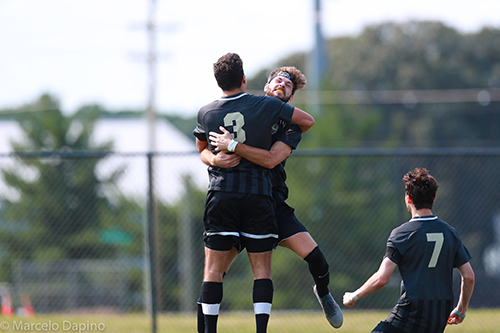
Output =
[{"x1": 2, "y1": 309, "x2": 498, "y2": 333}]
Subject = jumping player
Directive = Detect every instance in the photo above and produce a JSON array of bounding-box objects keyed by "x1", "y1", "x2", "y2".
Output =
[
  {"x1": 193, "y1": 54, "x2": 314, "y2": 333},
  {"x1": 200, "y1": 66, "x2": 343, "y2": 329},
  {"x1": 343, "y1": 167, "x2": 475, "y2": 333}
]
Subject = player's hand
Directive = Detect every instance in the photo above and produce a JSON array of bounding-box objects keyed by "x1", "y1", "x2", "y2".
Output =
[
  {"x1": 447, "y1": 308, "x2": 465, "y2": 325},
  {"x1": 343, "y1": 292, "x2": 359, "y2": 307},
  {"x1": 213, "y1": 151, "x2": 241, "y2": 168},
  {"x1": 209, "y1": 126, "x2": 233, "y2": 151}
]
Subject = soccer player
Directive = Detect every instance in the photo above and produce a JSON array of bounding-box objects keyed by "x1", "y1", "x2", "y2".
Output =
[
  {"x1": 201, "y1": 66, "x2": 343, "y2": 329},
  {"x1": 193, "y1": 53, "x2": 314, "y2": 333},
  {"x1": 343, "y1": 167, "x2": 475, "y2": 333}
]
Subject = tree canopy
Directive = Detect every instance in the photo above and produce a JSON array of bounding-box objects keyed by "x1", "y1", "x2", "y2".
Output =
[{"x1": 248, "y1": 21, "x2": 500, "y2": 149}]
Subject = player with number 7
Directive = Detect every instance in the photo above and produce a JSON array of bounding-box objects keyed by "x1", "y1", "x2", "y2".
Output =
[{"x1": 342, "y1": 167, "x2": 475, "y2": 333}]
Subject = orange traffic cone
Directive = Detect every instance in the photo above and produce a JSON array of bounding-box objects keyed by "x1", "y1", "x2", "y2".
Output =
[
  {"x1": 1, "y1": 292, "x2": 14, "y2": 317},
  {"x1": 21, "y1": 295, "x2": 35, "y2": 317}
]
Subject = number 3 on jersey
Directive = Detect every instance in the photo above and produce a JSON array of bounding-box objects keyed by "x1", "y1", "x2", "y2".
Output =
[
  {"x1": 224, "y1": 112, "x2": 246, "y2": 142},
  {"x1": 426, "y1": 233, "x2": 444, "y2": 268}
]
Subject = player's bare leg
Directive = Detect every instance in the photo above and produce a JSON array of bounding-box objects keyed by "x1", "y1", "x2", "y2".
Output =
[
  {"x1": 281, "y1": 232, "x2": 343, "y2": 328},
  {"x1": 203, "y1": 247, "x2": 232, "y2": 282},
  {"x1": 280, "y1": 231, "x2": 317, "y2": 258},
  {"x1": 248, "y1": 251, "x2": 273, "y2": 333}
]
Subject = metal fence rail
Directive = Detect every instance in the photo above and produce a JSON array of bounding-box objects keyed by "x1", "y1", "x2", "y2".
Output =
[{"x1": 0, "y1": 149, "x2": 498, "y2": 332}]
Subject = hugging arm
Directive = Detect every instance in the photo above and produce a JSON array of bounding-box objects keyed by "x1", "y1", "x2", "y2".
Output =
[
  {"x1": 209, "y1": 126, "x2": 292, "y2": 169},
  {"x1": 291, "y1": 107, "x2": 315, "y2": 133},
  {"x1": 196, "y1": 138, "x2": 208, "y2": 153},
  {"x1": 201, "y1": 148, "x2": 242, "y2": 168}
]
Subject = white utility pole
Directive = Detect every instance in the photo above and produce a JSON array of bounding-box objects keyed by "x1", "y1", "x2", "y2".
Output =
[
  {"x1": 144, "y1": 2, "x2": 160, "y2": 333},
  {"x1": 308, "y1": 0, "x2": 327, "y2": 113},
  {"x1": 146, "y1": 0, "x2": 157, "y2": 151}
]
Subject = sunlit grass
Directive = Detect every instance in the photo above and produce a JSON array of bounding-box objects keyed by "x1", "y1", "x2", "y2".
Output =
[{"x1": 1, "y1": 309, "x2": 497, "y2": 333}]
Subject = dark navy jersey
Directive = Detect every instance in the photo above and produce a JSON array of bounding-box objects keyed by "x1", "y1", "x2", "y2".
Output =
[
  {"x1": 270, "y1": 121, "x2": 302, "y2": 201},
  {"x1": 384, "y1": 215, "x2": 471, "y2": 333},
  {"x1": 193, "y1": 92, "x2": 294, "y2": 196}
]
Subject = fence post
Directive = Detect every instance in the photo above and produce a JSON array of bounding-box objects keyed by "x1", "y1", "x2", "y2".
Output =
[
  {"x1": 178, "y1": 175, "x2": 196, "y2": 311},
  {"x1": 147, "y1": 153, "x2": 158, "y2": 333},
  {"x1": 394, "y1": 154, "x2": 405, "y2": 226}
]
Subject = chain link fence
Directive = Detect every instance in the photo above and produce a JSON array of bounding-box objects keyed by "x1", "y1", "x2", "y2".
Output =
[{"x1": 0, "y1": 149, "x2": 499, "y2": 331}]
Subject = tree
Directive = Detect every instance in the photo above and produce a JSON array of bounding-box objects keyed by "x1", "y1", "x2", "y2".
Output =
[
  {"x1": 0, "y1": 94, "x2": 127, "y2": 261},
  {"x1": 248, "y1": 21, "x2": 500, "y2": 148}
]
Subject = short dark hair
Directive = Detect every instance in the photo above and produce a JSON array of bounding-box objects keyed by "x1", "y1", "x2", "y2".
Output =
[
  {"x1": 402, "y1": 167, "x2": 439, "y2": 210},
  {"x1": 213, "y1": 53, "x2": 244, "y2": 91}
]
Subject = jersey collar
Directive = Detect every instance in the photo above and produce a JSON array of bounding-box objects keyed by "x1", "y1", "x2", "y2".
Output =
[
  {"x1": 409, "y1": 215, "x2": 438, "y2": 222},
  {"x1": 220, "y1": 92, "x2": 248, "y2": 101}
]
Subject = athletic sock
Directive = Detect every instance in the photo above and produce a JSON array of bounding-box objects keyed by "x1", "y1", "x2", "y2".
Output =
[
  {"x1": 200, "y1": 282, "x2": 223, "y2": 333},
  {"x1": 197, "y1": 272, "x2": 227, "y2": 333},
  {"x1": 197, "y1": 293, "x2": 204, "y2": 333},
  {"x1": 253, "y1": 279, "x2": 273, "y2": 333},
  {"x1": 304, "y1": 246, "x2": 330, "y2": 297}
]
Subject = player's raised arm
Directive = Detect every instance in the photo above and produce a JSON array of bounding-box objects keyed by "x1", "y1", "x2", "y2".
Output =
[{"x1": 291, "y1": 107, "x2": 315, "y2": 133}]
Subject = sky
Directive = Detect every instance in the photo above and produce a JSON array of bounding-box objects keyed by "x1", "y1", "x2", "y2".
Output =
[{"x1": 1, "y1": 0, "x2": 500, "y2": 117}]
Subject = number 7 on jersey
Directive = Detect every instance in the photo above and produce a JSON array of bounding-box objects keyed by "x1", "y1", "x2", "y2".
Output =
[{"x1": 426, "y1": 233, "x2": 444, "y2": 268}]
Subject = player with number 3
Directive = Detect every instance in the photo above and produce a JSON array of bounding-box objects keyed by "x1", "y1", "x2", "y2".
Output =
[
  {"x1": 193, "y1": 53, "x2": 314, "y2": 333},
  {"x1": 201, "y1": 66, "x2": 343, "y2": 329}
]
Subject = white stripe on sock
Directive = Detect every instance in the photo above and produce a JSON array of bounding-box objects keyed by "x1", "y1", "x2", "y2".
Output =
[
  {"x1": 202, "y1": 303, "x2": 220, "y2": 315},
  {"x1": 254, "y1": 302, "x2": 272, "y2": 315}
]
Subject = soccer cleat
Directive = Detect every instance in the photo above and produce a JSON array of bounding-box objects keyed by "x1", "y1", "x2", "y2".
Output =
[{"x1": 313, "y1": 285, "x2": 343, "y2": 329}]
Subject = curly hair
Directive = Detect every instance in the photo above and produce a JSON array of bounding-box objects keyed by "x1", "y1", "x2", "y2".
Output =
[
  {"x1": 402, "y1": 167, "x2": 439, "y2": 210},
  {"x1": 213, "y1": 53, "x2": 245, "y2": 91},
  {"x1": 267, "y1": 66, "x2": 307, "y2": 95}
]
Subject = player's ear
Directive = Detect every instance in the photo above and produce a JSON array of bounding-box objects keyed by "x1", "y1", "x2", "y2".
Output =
[
  {"x1": 240, "y1": 75, "x2": 247, "y2": 91},
  {"x1": 288, "y1": 95, "x2": 294, "y2": 102},
  {"x1": 264, "y1": 83, "x2": 270, "y2": 93},
  {"x1": 406, "y1": 194, "x2": 412, "y2": 204}
]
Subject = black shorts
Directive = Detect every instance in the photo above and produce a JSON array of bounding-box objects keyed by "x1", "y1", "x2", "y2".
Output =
[
  {"x1": 371, "y1": 321, "x2": 402, "y2": 333},
  {"x1": 275, "y1": 198, "x2": 307, "y2": 244},
  {"x1": 203, "y1": 191, "x2": 278, "y2": 253}
]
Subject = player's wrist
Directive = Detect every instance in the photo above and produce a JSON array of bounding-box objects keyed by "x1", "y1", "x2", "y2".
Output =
[
  {"x1": 228, "y1": 139, "x2": 238, "y2": 152},
  {"x1": 346, "y1": 291, "x2": 359, "y2": 302},
  {"x1": 454, "y1": 308, "x2": 466, "y2": 318}
]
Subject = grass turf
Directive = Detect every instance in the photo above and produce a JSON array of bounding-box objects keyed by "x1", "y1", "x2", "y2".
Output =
[{"x1": 2, "y1": 309, "x2": 498, "y2": 333}]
